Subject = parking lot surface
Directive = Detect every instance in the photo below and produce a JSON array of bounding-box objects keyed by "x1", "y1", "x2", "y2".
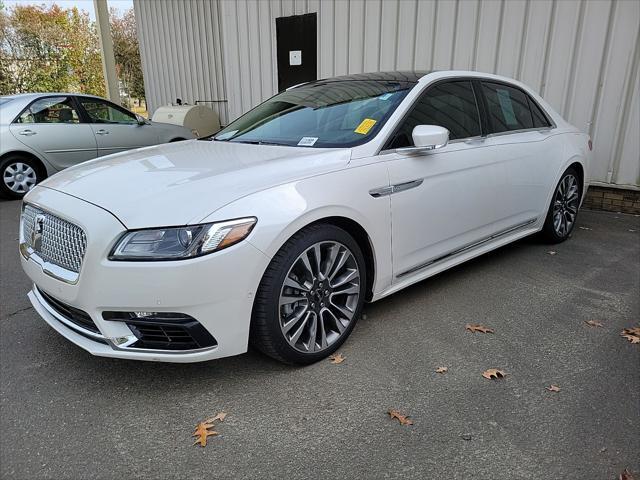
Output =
[{"x1": 1, "y1": 199, "x2": 638, "y2": 480}]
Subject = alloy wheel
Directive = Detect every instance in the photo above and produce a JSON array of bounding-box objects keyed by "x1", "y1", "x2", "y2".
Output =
[
  {"x1": 3, "y1": 162, "x2": 37, "y2": 193},
  {"x1": 552, "y1": 174, "x2": 579, "y2": 237},
  {"x1": 279, "y1": 241, "x2": 360, "y2": 353}
]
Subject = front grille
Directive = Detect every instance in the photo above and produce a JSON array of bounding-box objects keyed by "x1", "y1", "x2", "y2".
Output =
[
  {"x1": 22, "y1": 204, "x2": 87, "y2": 273},
  {"x1": 38, "y1": 289, "x2": 100, "y2": 334}
]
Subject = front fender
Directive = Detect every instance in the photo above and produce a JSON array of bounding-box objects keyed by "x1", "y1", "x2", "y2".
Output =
[{"x1": 201, "y1": 163, "x2": 393, "y2": 296}]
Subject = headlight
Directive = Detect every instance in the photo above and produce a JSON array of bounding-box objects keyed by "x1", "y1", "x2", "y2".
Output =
[{"x1": 109, "y1": 217, "x2": 256, "y2": 260}]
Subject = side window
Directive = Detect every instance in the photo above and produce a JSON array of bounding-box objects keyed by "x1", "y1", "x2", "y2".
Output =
[
  {"x1": 529, "y1": 98, "x2": 552, "y2": 128},
  {"x1": 481, "y1": 82, "x2": 534, "y2": 133},
  {"x1": 16, "y1": 97, "x2": 80, "y2": 124},
  {"x1": 387, "y1": 81, "x2": 481, "y2": 149},
  {"x1": 79, "y1": 98, "x2": 137, "y2": 124}
]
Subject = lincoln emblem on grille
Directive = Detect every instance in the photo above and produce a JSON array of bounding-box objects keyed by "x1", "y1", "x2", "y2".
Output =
[{"x1": 32, "y1": 214, "x2": 45, "y2": 251}]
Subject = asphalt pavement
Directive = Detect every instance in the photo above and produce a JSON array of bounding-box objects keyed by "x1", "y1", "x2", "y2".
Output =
[{"x1": 1, "y1": 199, "x2": 638, "y2": 480}]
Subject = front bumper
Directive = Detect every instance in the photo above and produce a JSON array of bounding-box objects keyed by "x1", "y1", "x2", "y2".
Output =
[{"x1": 21, "y1": 187, "x2": 271, "y2": 363}]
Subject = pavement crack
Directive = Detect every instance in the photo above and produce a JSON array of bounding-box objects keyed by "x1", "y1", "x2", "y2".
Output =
[{"x1": 4, "y1": 305, "x2": 33, "y2": 319}]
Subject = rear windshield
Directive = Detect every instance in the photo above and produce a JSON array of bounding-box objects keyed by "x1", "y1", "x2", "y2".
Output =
[{"x1": 214, "y1": 80, "x2": 414, "y2": 148}]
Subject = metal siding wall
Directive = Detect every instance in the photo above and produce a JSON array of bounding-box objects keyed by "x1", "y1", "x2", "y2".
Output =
[
  {"x1": 133, "y1": 0, "x2": 229, "y2": 125},
  {"x1": 136, "y1": 0, "x2": 639, "y2": 187}
]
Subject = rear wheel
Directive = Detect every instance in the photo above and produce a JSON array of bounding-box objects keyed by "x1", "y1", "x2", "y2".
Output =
[
  {"x1": 0, "y1": 154, "x2": 43, "y2": 200},
  {"x1": 541, "y1": 167, "x2": 581, "y2": 243},
  {"x1": 250, "y1": 224, "x2": 366, "y2": 364}
]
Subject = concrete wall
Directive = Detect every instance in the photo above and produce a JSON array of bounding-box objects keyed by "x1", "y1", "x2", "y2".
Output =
[{"x1": 134, "y1": 0, "x2": 640, "y2": 188}]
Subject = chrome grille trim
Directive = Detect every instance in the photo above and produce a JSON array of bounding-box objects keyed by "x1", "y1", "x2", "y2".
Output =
[{"x1": 20, "y1": 204, "x2": 87, "y2": 283}]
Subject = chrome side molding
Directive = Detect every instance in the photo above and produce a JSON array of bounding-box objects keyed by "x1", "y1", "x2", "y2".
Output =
[
  {"x1": 396, "y1": 217, "x2": 538, "y2": 278},
  {"x1": 369, "y1": 179, "x2": 424, "y2": 198}
]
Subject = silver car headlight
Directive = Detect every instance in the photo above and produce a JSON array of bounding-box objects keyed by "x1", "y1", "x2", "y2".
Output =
[{"x1": 109, "y1": 217, "x2": 257, "y2": 260}]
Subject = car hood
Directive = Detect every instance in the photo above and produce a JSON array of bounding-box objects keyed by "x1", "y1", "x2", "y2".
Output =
[{"x1": 39, "y1": 140, "x2": 351, "y2": 228}]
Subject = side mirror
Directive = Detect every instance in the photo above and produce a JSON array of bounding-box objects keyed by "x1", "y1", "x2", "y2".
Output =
[
  {"x1": 396, "y1": 125, "x2": 449, "y2": 155},
  {"x1": 135, "y1": 114, "x2": 148, "y2": 126}
]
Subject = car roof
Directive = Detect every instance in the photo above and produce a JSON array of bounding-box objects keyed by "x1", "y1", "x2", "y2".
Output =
[
  {"x1": 317, "y1": 71, "x2": 432, "y2": 84},
  {"x1": 0, "y1": 92, "x2": 104, "y2": 102}
]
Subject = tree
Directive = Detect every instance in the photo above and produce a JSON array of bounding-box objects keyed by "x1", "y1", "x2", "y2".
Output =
[
  {"x1": 0, "y1": 4, "x2": 105, "y2": 96},
  {"x1": 110, "y1": 7, "x2": 145, "y2": 106}
]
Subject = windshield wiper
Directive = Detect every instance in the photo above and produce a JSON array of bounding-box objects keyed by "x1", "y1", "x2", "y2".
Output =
[{"x1": 231, "y1": 140, "x2": 286, "y2": 146}]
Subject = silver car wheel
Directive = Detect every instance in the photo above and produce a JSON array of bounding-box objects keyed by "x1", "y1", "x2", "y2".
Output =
[
  {"x1": 3, "y1": 162, "x2": 37, "y2": 193},
  {"x1": 552, "y1": 174, "x2": 579, "y2": 237},
  {"x1": 279, "y1": 241, "x2": 360, "y2": 353}
]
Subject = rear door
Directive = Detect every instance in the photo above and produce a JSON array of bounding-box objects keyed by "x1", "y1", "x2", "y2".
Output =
[
  {"x1": 9, "y1": 96, "x2": 97, "y2": 170},
  {"x1": 382, "y1": 80, "x2": 512, "y2": 278},
  {"x1": 478, "y1": 81, "x2": 560, "y2": 224},
  {"x1": 76, "y1": 97, "x2": 159, "y2": 156}
]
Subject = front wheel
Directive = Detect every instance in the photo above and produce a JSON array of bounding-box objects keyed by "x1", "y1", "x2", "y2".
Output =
[
  {"x1": 0, "y1": 155, "x2": 42, "y2": 200},
  {"x1": 250, "y1": 224, "x2": 366, "y2": 364},
  {"x1": 541, "y1": 167, "x2": 581, "y2": 243}
]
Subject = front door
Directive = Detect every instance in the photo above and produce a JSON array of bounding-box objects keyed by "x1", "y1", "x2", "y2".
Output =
[
  {"x1": 275, "y1": 13, "x2": 317, "y2": 92},
  {"x1": 10, "y1": 96, "x2": 97, "y2": 170},
  {"x1": 77, "y1": 97, "x2": 159, "y2": 156},
  {"x1": 383, "y1": 81, "x2": 511, "y2": 278}
]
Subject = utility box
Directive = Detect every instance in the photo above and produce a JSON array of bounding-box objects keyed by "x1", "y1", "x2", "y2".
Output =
[{"x1": 152, "y1": 104, "x2": 220, "y2": 138}]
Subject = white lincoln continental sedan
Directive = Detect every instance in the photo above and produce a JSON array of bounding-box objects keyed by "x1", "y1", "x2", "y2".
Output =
[{"x1": 20, "y1": 71, "x2": 591, "y2": 364}]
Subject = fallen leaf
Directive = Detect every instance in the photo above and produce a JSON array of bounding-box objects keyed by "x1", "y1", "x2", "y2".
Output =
[
  {"x1": 621, "y1": 327, "x2": 640, "y2": 344},
  {"x1": 619, "y1": 468, "x2": 635, "y2": 480},
  {"x1": 206, "y1": 411, "x2": 227, "y2": 423},
  {"x1": 629, "y1": 229, "x2": 637, "y2": 233},
  {"x1": 465, "y1": 323, "x2": 494, "y2": 334},
  {"x1": 546, "y1": 384, "x2": 561, "y2": 392},
  {"x1": 387, "y1": 409, "x2": 414, "y2": 426},
  {"x1": 192, "y1": 420, "x2": 218, "y2": 447},
  {"x1": 435, "y1": 366, "x2": 448, "y2": 374},
  {"x1": 329, "y1": 353, "x2": 345, "y2": 364},
  {"x1": 584, "y1": 320, "x2": 603, "y2": 328},
  {"x1": 482, "y1": 368, "x2": 506, "y2": 380},
  {"x1": 578, "y1": 226, "x2": 592, "y2": 230},
  {"x1": 547, "y1": 250, "x2": 557, "y2": 255}
]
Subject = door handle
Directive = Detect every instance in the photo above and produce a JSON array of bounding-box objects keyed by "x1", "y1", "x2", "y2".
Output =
[
  {"x1": 95, "y1": 129, "x2": 110, "y2": 135},
  {"x1": 18, "y1": 129, "x2": 37, "y2": 136}
]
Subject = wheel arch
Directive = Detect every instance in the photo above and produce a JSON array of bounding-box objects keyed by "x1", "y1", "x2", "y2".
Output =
[{"x1": 0, "y1": 150, "x2": 49, "y2": 179}]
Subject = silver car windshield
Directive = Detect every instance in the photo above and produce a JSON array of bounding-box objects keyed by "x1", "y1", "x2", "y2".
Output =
[{"x1": 214, "y1": 80, "x2": 413, "y2": 148}]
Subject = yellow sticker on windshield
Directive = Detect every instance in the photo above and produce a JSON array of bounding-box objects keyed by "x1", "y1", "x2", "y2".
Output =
[{"x1": 354, "y1": 118, "x2": 377, "y2": 135}]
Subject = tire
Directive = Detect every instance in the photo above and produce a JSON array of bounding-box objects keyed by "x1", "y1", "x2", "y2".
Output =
[
  {"x1": 0, "y1": 154, "x2": 43, "y2": 200},
  {"x1": 541, "y1": 167, "x2": 582, "y2": 243},
  {"x1": 250, "y1": 223, "x2": 367, "y2": 365}
]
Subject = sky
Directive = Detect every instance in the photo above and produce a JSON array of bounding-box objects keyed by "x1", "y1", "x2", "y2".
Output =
[{"x1": 2, "y1": 0, "x2": 134, "y2": 19}]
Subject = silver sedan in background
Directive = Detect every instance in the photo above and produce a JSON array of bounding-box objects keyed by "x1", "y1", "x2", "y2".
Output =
[{"x1": 0, "y1": 93, "x2": 195, "y2": 199}]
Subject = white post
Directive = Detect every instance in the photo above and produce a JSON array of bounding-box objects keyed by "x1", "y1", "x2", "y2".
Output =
[{"x1": 93, "y1": 0, "x2": 120, "y2": 103}]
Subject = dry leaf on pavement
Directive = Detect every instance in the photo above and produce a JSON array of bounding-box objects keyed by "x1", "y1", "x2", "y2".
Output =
[
  {"x1": 388, "y1": 409, "x2": 414, "y2": 426},
  {"x1": 619, "y1": 468, "x2": 635, "y2": 480},
  {"x1": 465, "y1": 323, "x2": 494, "y2": 334},
  {"x1": 482, "y1": 368, "x2": 506, "y2": 380},
  {"x1": 435, "y1": 367, "x2": 448, "y2": 374},
  {"x1": 192, "y1": 420, "x2": 218, "y2": 447},
  {"x1": 329, "y1": 353, "x2": 345, "y2": 364},
  {"x1": 547, "y1": 251, "x2": 557, "y2": 255},
  {"x1": 621, "y1": 327, "x2": 640, "y2": 344},
  {"x1": 584, "y1": 320, "x2": 603, "y2": 328},
  {"x1": 546, "y1": 385, "x2": 561, "y2": 392}
]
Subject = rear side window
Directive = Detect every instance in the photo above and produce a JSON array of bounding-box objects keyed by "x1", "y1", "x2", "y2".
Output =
[
  {"x1": 529, "y1": 98, "x2": 551, "y2": 128},
  {"x1": 481, "y1": 82, "x2": 534, "y2": 133},
  {"x1": 386, "y1": 81, "x2": 481, "y2": 148}
]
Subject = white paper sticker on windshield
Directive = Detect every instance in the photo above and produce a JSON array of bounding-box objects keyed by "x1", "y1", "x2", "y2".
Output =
[
  {"x1": 298, "y1": 137, "x2": 318, "y2": 146},
  {"x1": 216, "y1": 130, "x2": 238, "y2": 140}
]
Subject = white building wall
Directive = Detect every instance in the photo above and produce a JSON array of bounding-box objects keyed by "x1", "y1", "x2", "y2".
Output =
[{"x1": 134, "y1": 0, "x2": 639, "y2": 188}]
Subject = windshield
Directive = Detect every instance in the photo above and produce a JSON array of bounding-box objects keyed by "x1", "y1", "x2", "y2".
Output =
[{"x1": 214, "y1": 80, "x2": 414, "y2": 148}]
